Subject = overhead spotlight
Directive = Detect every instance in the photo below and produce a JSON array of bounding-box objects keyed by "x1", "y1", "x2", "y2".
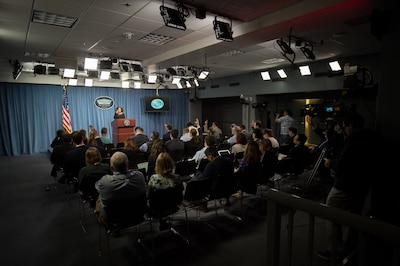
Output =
[
  {"x1": 260, "y1": 71, "x2": 271, "y2": 80},
  {"x1": 299, "y1": 65, "x2": 311, "y2": 76},
  {"x1": 85, "y1": 78, "x2": 93, "y2": 87},
  {"x1": 277, "y1": 69, "x2": 287, "y2": 78},
  {"x1": 148, "y1": 74, "x2": 157, "y2": 83},
  {"x1": 68, "y1": 78, "x2": 78, "y2": 86},
  {"x1": 329, "y1": 61, "x2": 342, "y2": 71},
  {"x1": 84, "y1": 57, "x2": 98, "y2": 70},
  {"x1": 194, "y1": 79, "x2": 199, "y2": 87},
  {"x1": 12, "y1": 60, "x2": 23, "y2": 80},
  {"x1": 160, "y1": 5, "x2": 186, "y2": 30},
  {"x1": 121, "y1": 81, "x2": 130, "y2": 88},
  {"x1": 119, "y1": 62, "x2": 130, "y2": 72},
  {"x1": 213, "y1": 17, "x2": 233, "y2": 42},
  {"x1": 277, "y1": 39, "x2": 294, "y2": 55},
  {"x1": 300, "y1": 43, "x2": 316, "y2": 60},
  {"x1": 99, "y1": 71, "x2": 110, "y2": 80},
  {"x1": 198, "y1": 70, "x2": 209, "y2": 80},
  {"x1": 185, "y1": 80, "x2": 191, "y2": 88},
  {"x1": 63, "y1": 68, "x2": 76, "y2": 78}
]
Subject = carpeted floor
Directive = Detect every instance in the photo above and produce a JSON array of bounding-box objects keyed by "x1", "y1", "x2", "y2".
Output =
[{"x1": 0, "y1": 152, "x2": 333, "y2": 266}]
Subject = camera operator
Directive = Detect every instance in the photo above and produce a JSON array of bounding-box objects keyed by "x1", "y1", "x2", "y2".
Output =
[{"x1": 275, "y1": 108, "x2": 295, "y2": 147}]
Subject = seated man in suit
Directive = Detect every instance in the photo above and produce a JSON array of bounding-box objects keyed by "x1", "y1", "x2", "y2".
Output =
[
  {"x1": 165, "y1": 129, "x2": 185, "y2": 162},
  {"x1": 95, "y1": 151, "x2": 147, "y2": 226},
  {"x1": 50, "y1": 132, "x2": 74, "y2": 177}
]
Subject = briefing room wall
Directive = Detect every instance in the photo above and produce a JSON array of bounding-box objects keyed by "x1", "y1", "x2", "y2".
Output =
[{"x1": 195, "y1": 53, "x2": 381, "y2": 100}]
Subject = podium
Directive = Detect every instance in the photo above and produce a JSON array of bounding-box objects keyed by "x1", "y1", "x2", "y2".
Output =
[{"x1": 111, "y1": 118, "x2": 136, "y2": 147}]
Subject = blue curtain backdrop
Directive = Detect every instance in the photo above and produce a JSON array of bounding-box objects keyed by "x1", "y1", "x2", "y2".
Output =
[{"x1": 0, "y1": 82, "x2": 189, "y2": 156}]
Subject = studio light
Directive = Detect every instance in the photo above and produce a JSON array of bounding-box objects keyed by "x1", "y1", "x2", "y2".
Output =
[
  {"x1": 85, "y1": 78, "x2": 93, "y2": 87},
  {"x1": 213, "y1": 17, "x2": 233, "y2": 42},
  {"x1": 185, "y1": 80, "x2": 191, "y2": 88},
  {"x1": 148, "y1": 74, "x2": 157, "y2": 83},
  {"x1": 12, "y1": 60, "x2": 23, "y2": 80},
  {"x1": 277, "y1": 69, "x2": 287, "y2": 78},
  {"x1": 300, "y1": 44, "x2": 316, "y2": 60},
  {"x1": 277, "y1": 39, "x2": 294, "y2": 55},
  {"x1": 198, "y1": 70, "x2": 209, "y2": 80},
  {"x1": 121, "y1": 81, "x2": 130, "y2": 88},
  {"x1": 68, "y1": 78, "x2": 77, "y2": 86},
  {"x1": 329, "y1": 61, "x2": 342, "y2": 71},
  {"x1": 99, "y1": 71, "x2": 110, "y2": 80},
  {"x1": 194, "y1": 79, "x2": 199, "y2": 87},
  {"x1": 133, "y1": 82, "x2": 141, "y2": 89},
  {"x1": 260, "y1": 71, "x2": 271, "y2": 80},
  {"x1": 172, "y1": 76, "x2": 181, "y2": 85},
  {"x1": 84, "y1": 58, "x2": 98, "y2": 70},
  {"x1": 160, "y1": 5, "x2": 186, "y2": 30},
  {"x1": 299, "y1": 65, "x2": 311, "y2": 76},
  {"x1": 63, "y1": 68, "x2": 75, "y2": 78}
]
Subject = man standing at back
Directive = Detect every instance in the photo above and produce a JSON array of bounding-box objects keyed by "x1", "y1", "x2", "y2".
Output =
[{"x1": 275, "y1": 109, "x2": 295, "y2": 146}]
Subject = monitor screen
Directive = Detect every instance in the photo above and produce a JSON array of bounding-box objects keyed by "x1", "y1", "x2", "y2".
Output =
[
  {"x1": 144, "y1": 96, "x2": 171, "y2": 112},
  {"x1": 325, "y1": 106, "x2": 333, "y2": 112}
]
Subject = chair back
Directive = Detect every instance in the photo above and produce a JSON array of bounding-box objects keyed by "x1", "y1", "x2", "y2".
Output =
[
  {"x1": 175, "y1": 160, "x2": 196, "y2": 180},
  {"x1": 105, "y1": 194, "x2": 147, "y2": 230},
  {"x1": 148, "y1": 183, "x2": 184, "y2": 218},
  {"x1": 236, "y1": 161, "x2": 262, "y2": 195},
  {"x1": 210, "y1": 172, "x2": 236, "y2": 200},
  {"x1": 184, "y1": 177, "x2": 213, "y2": 202},
  {"x1": 168, "y1": 149, "x2": 185, "y2": 162}
]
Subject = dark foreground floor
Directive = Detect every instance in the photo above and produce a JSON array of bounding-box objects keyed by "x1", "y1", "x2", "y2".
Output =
[{"x1": 0, "y1": 153, "x2": 334, "y2": 266}]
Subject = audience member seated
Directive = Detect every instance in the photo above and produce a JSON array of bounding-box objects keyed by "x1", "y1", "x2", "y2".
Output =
[
  {"x1": 139, "y1": 130, "x2": 160, "y2": 159},
  {"x1": 193, "y1": 146, "x2": 234, "y2": 206},
  {"x1": 180, "y1": 127, "x2": 191, "y2": 142},
  {"x1": 184, "y1": 128, "x2": 202, "y2": 159},
  {"x1": 133, "y1": 126, "x2": 149, "y2": 148},
  {"x1": 191, "y1": 135, "x2": 216, "y2": 169},
  {"x1": 50, "y1": 132, "x2": 74, "y2": 177},
  {"x1": 147, "y1": 152, "x2": 182, "y2": 230},
  {"x1": 62, "y1": 131, "x2": 91, "y2": 189},
  {"x1": 78, "y1": 147, "x2": 112, "y2": 207},
  {"x1": 122, "y1": 137, "x2": 145, "y2": 169},
  {"x1": 259, "y1": 138, "x2": 278, "y2": 184},
  {"x1": 225, "y1": 125, "x2": 241, "y2": 146},
  {"x1": 276, "y1": 133, "x2": 310, "y2": 178},
  {"x1": 50, "y1": 129, "x2": 65, "y2": 149},
  {"x1": 100, "y1": 127, "x2": 113, "y2": 145},
  {"x1": 94, "y1": 151, "x2": 147, "y2": 227},
  {"x1": 87, "y1": 126, "x2": 106, "y2": 158},
  {"x1": 262, "y1": 128, "x2": 280, "y2": 152},
  {"x1": 278, "y1": 126, "x2": 297, "y2": 155},
  {"x1": 147, "y1": 139, "x2": 166, "y2": 179},
  {"x1": 165, "y1": 129, "x2": 185, "y2": 162},
  {"x1": 234, "y1": 140, "x2": 262, "y2": 195},
  {"x1": 252, "y1": 128, "x2": 263, "y2": 143},
  {"x1": 231, "y1": 132, "x2": 247, "y2": 168},
  {"x1": 79, "y1": 128, "x2": 88, "y2": 145},
  {"x1": 162, "y1": 123, "x2": 172, "y2": 143},
  {"x1": 203, "y1": 119, "x2": 222, "y2": 142}
]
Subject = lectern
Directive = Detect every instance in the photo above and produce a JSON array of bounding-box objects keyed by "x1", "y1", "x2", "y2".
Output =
[{"x1": 111, "y1": 118, "x2": 136, "y2": 147}]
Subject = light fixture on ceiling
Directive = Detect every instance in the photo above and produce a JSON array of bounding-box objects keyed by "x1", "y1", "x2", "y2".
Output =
[
  {"x1": 299, "y1": 65, "x2": 311, "y2": 76},
  {"x1": 85, "y1": 78, "x2": 93, "y2": 87},
  {"x1": 148, "y1": 74, "x2": 157, "y2": 83},
  {"x1": 198, "y1": 70, "x2": 209, "y2": 80},
  {"x1": 122, "y1": 81, "x2": 130, "y2": 88},
  {"x1": 12, "y1": 60, "x2": 23, "y2": 80},
  {"x1": 133, "y1": 82, "x2": 141, "y2": 89},
  {"x1": 63, "y1": 68, "x2": 75, "y2": 78},
  {"x1": 300, "y1": 43, "x2": 316, "y2": 60},
  {"x1": 277, "y1": 69, "x2": 287, "y2": 78},
  {"x1": 160, "y1": 2, "x2": 187, "y2": 31},
  {"x1": 99, "y1": 71, "x2": 110, "y2": 80},
  {"x1": 260, "y1": 71, "x2": 271, "y2": 80},
  {"x1": 68, "y1": 78, "x2": 77, "y2": 86},
  {"x1": 329, "y1": 61, "x2": 342, "y2": 71},
  {"x1": 194, "y1": 79, "x2": 199, "y2": 87},
  {"x1": 213, "y1": 16, "x2": 233, "y2": 42},
  {"x1": 172, "y1": 76, "x2": 181, "y2": 85},
  {"x1": 276, "y1": 28, "x2": 296, "y2": 66},
  {"x1": 185, "y1": 80, "x2": 192, "y2": 88},
  {"x1": 84, "y1": 57, "x2": 98, "y2": 70}
]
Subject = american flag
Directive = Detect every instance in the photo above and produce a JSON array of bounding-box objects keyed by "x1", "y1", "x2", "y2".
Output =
[{"x1": 62, "y1": 85, "x2": 72, "y2": 134}]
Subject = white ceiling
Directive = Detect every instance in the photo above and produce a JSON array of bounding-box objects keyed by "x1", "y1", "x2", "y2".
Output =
[{"x1": 0, "y1": 0, "x2": 383, "y2": 79}]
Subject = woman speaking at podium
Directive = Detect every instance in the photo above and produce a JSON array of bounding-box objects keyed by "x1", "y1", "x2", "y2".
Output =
[{"x1": 114, "y1": 106, "x2": 125, "y2": 119}]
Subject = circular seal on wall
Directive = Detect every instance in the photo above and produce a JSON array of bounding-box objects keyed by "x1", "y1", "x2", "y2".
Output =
[{"x1": 94, "y1": 96, "x2": 114, "y2": 110}]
